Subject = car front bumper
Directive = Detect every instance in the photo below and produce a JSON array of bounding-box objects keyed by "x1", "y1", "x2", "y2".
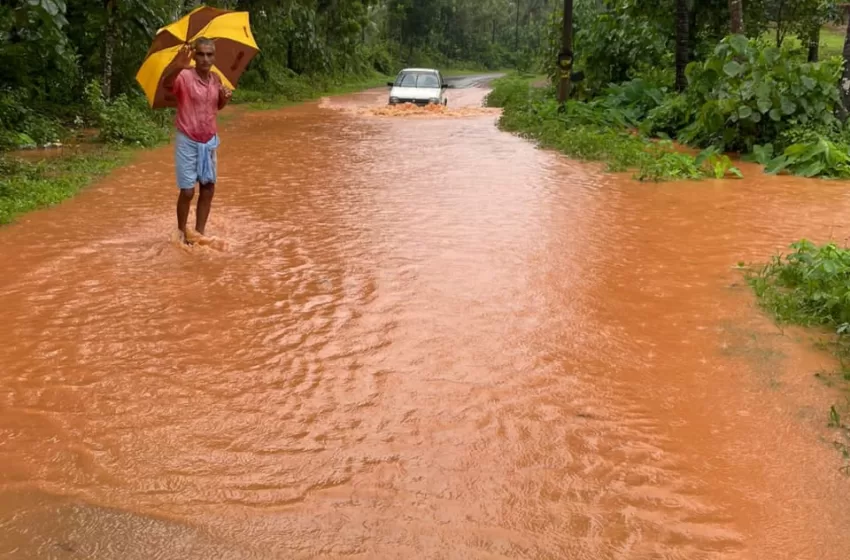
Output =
[{"x1": 389, "y1": 98, "x2": 437, "y2": 106}]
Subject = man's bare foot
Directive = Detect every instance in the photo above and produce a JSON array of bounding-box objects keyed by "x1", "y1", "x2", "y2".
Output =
[{"x1": 179, "y1": 230, "x2": 194, "y2": 245}]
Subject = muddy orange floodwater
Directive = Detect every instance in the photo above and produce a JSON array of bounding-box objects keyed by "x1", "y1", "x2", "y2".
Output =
[{"x1": 1, "y1": 78, "x2": 850, "y2": 559}]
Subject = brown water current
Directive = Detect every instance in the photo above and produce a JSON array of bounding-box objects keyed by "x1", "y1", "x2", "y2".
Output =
[{"x1": 2, "y1": 79, "x2": 850, "y2": 559}]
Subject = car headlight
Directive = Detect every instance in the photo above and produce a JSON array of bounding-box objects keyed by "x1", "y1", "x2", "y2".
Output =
[
  {"x1": 389, "y1": 97, "x2": 400, "y2": 104},
  {"x1": 428, "y1": 98, "x2": 440, "y2": 104}
]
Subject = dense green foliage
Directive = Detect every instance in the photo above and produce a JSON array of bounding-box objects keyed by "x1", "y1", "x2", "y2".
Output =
[
  {"x1": 508, "y1": 0, "x2": 850, "y2": 180},
  {"x1": 750, "y1": 240, "x2": 850, "y2": 330},
  {"x1": 487, "y1": 76, "x2": 742, "y2": 181},
  {"x1": 1, "y1": 0, "x2": 556, "y2": 150},
  {"x1": 679, "y1": 36, "x2": 842, "y2": 152}
]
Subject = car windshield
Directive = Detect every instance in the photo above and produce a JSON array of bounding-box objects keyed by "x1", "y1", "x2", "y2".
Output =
[{"x1": 395, "y1": 72, "x2": 440, "y2": 88}]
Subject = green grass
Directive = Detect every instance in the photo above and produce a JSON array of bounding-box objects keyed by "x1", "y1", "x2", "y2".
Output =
[
  {"x1": 820, "y1": 26, "x2": 845, "y2": 59},
  {"x1": 760, "y1": 24, "x2": 845, "y2": 59},
  {"x1": 748, "y1": 240, "x2": 850, "y2": 331},
  {"x1": 0, "y1": 148, "x2": 132, "y2": 225}
]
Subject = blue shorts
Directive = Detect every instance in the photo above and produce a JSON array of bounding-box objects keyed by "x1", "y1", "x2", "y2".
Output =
[{"x1": 175, "y1": 131, "x2": 219, "y2": 189}]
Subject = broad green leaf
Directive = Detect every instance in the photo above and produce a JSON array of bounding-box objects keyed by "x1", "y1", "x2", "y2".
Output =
[
  {"x1": 757, "y1": 98, "x2": 772, "y2": 114},
  {"x1": 723, "y1": 61, "x2": 744, "y2": 77},
  {"x1": 753, "y1": 144, "x2": 774, "y2": 164},
  {"x1": 738, "y1": 105, "x2": 753, "y2": 119},
  {"x1": 780, "y1": 96, "x2": 796, "y2": 115},
  {"x1": 764, "y1": 48, "x2": 781, "y2": 65},
  {"x1": 769, "y1": 109, "x2": 782, "y2": 122},
  {"x1": 802, "y1": 76, "x2": 816, "y2": 90},
  {"x1": 729, "y1": 34, "x2": 749, "y2": 55},
  {"x1": 796, "y1": 161, "x2": 825, "y2": 178},
  {"x1": 765, "y1": 155, "x2": 790, "y2": 174},
  {"x1": 42, "y1": 0, "x2": 59, "y2": 16}
]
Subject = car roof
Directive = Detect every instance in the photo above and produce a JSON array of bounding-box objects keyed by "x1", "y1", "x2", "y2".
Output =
[{"x1": 399, "y1": 68, "x2": 440, "y2": 73}]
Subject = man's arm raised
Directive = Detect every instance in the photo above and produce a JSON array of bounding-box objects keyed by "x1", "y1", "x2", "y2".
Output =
[{"x1": 164, "y1": 45, "x2": 193, "y2": 92}]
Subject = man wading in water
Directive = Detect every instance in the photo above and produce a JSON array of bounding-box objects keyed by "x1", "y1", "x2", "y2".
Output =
[{"x1": 163, "y1": 38, "x2": 232, "y2": 244}]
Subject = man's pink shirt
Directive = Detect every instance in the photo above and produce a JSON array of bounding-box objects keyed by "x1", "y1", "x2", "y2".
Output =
[{"x1": 172, "y1": 69, "x2": 220, "y2": 143}]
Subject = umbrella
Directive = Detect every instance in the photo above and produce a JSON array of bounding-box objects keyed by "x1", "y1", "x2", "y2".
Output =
[{"x1": 136, "y1": 6, "x2": 259, "y2": 109}]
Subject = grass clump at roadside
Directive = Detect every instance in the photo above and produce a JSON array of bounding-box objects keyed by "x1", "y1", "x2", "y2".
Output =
[
  {"x1": 748, "y1": 240, "x2": 850, "y2": 378},
  {"x1": 0, "y1": 149, "x2": 132, "y2": 225},
  {"x1": 748, "y1": 239, "x2": 850, "y2": 462},
  {"x1": 485, "y1": 76, "x2": 742, "y2": 182},
  {"x1": 749, "y1": 240, "x2": 850, "y2": 333}
]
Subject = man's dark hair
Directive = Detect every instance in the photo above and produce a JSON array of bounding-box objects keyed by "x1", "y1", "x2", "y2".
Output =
[{"x1": 194, "y1": 37, "x2": 215, "y2": 50}]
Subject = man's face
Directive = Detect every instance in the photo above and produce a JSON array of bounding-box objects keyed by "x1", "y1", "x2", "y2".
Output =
[{"x1": 194, "y1": 43, "x2": 215, "y2": 72}]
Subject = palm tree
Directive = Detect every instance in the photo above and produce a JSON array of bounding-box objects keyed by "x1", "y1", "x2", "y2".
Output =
[
  {"x1": 556, "y1": 0, "x2": 573, "y2": 103},
  {"x1": 729, "y1": 0, "x2": 743, "y2": 34}
]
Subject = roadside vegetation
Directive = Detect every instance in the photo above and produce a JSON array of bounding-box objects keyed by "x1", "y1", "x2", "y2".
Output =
[
  {"x1": 489, "y1": 1, "x2": 850, "y2": 445},
  {"x1": 747, "y1": 240, "x2": 850, "y2": 457},
  {"x1": 1, "y1": 0, "x2": 548, "y2": 221},
  {"x1": 487, "y1": 1, "x2": 850, "y2": 183},
  {"x1": 0, "y1": 150, "x2": 131, "y2": 225}
]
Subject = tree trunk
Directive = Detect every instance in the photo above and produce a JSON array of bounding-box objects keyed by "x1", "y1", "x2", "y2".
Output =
[
  {"x1": 102, "y1": 0, "x2": 116, "y2": 99},
  {"x1": 775, "y1": 0, "x2": 784, "y2": 47},
  {"x1": 557, "y1": 0, "x2": 573, "y2": 103},
  {"x1": 808, "y1": 25, "x2": 820, "y2": 62},
  {"x1": 675, "y1": 0, "x2": 689, "y2": 92},
  {"x1": 514, "y1": 0, "x2": 520, "y2": 52},
  {"x1": 840, "y1": 9, "x2": 850, "y2": 120},
  {"x1": 688, "y1": 2, "x2": 698, "y2": 62},
  {"x1": 728, "y1": 0, "x2": 743, "y2": 34}
]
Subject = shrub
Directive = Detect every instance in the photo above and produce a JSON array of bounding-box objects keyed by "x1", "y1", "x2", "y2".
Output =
[
  {"x1": 485, "y1": 76, "x2": 537, "y2": 109},
  {"x1": 750, "y1": 240, "x2": 850, "y2": 329},
  {"x1": 598, "y1": 78, "x2": 668, "y2": 126},
  {"x1": 0, "y1": 89, "x2": 63, "y2": 149},
  {"x1": 635, "y1": 143, "x2": 704, "y2": 181},
  {"x1": 641, "y1": 94, "x2": 693, "y2": 138},
  {"x1": 85, "y1": 81, "x2": 168, "y2": 147},
  {"x1": 763, "y1": 137, "x2": 850, "y2": 178},
  {"x1": 680, "y1": 35, "x2": 842, "y2": 152},
  {"x1": 635, "y1": 143, "x2": 742, "y2": 182}
]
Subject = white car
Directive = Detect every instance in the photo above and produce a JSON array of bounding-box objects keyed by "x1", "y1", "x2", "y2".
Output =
[{"x1": 387, "y1": 68, "x2": 450, "y2": 106}]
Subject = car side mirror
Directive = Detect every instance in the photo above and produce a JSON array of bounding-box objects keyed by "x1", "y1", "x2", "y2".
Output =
[{"x1": 387, "y1": 81, "x2": 395, "y2": 87}]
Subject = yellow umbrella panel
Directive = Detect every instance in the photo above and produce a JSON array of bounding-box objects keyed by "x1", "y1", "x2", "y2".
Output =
[{"x1": 136, "y1": 7, "x2": 259, "y2": 109}]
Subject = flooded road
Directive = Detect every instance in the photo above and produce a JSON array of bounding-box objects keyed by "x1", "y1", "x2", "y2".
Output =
[{"x1": 2, "y1": 77, "x2": 850, "y2": 559}]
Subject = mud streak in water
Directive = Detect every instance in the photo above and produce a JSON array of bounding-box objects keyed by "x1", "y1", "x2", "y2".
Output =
[{"x1": 1, "y1": 80, "x2": 849, "y2": 559}]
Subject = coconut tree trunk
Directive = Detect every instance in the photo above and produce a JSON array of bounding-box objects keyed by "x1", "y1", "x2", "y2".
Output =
[
  {"x1": 556, "y1": 0, "x2": 573, "y2": 103},
  {"x1": 808, "y1": 25, "x2": 820, "y2": 62},
  {"x1": 675, "y1": 0, "x2": 689, "y2": 92},
  {"x1": 775, "y1": 0, "x2": 785, "y2": 46},
  {"x1": 729, "y1": 0, "x2": 743, "y2": 34},
  {"x1": 102, "y1": 0, "x2": 116, "y2": 99}
]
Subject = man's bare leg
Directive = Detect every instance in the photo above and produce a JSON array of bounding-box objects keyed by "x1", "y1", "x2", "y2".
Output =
[
  {"x1": 177, "y1": 187, "x2": 195, "y2": 243},
  {"x1": 196, "y1": 182, "x2": 215, "y2": 236}
]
